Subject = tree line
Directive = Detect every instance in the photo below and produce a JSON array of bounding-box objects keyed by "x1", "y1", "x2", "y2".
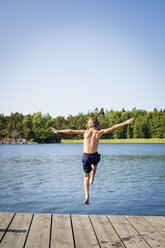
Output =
[{"x1": 0, "y1": 108, "x2": 165, "y2": 143}]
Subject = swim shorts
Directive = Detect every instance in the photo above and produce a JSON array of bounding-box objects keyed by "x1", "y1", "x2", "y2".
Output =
[{"x1": 82, "y1": 152, "x2": 101, "y2": 173}]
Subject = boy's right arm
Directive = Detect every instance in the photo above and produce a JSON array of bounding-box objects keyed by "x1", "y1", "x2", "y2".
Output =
[
  {"x1": 51, "y1": 127, "x2": 85, "y2": 135},
  {"x1": 99, "y1": 118, "x2": 134, "y2": 136}
]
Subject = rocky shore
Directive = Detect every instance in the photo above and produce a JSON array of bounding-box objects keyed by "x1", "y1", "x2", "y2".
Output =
[{"x1": 0, "y1": 138, "x2": 37, "y2": 144}]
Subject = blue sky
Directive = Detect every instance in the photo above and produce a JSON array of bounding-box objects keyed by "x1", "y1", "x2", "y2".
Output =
[{"x1": 0, "y1": 0, "x2": 165, "y2": 117}]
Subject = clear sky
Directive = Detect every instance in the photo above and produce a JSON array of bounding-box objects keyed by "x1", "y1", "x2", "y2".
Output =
[{"x1": 0, "y1": 0, "x2": 165, "y2": 117}]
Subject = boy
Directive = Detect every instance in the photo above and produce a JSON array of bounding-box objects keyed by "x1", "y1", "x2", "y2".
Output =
[{"x1": 51, "y1": 117, "x2": 134, "y2": 204}]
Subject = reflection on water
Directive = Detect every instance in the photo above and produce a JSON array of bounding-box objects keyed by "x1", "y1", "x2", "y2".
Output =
[{"x1": 0, "y1": 143, "x2": 165, "y2": 216}]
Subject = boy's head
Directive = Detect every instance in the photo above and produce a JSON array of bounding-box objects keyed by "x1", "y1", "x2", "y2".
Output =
[{"x1": 88, "y1": 118, "x2": 99, "y2": 129}]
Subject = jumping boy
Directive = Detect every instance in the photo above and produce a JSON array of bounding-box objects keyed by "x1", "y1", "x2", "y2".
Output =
[{"x1": 51, "y1": 117, "x2": 134, "y2": 204}]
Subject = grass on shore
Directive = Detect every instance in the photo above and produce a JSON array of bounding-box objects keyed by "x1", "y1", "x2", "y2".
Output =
[{"x1": 61, "y1": 138, "x2": 165, "y2": 144}]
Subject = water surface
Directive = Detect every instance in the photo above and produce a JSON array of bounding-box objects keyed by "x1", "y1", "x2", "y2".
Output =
[{"x1": 0, "y1": 144, "x2": 165, "y2": 216}]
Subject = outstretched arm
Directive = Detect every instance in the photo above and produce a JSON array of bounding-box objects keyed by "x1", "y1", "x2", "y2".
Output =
[
  {"x1": 51, "y1": 127, "x2": 85, "y2": 135},
  {"x1": 99, "y1": 118, "x2": 134, "y2": 135}
]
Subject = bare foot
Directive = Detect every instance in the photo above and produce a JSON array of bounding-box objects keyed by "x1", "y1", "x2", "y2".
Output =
[
  {"x1": 84, "y1": 198, "x2": 89, "y2": 204},
  {"x1": 90, "y1": 177, "x2": 94, "y2": 184},
  {"x1": 84, "y1": 195, "x2": 89, "y2": 204}
]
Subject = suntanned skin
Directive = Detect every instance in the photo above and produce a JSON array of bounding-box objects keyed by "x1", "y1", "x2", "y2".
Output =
[{"x1": 51, "y1": 117, "x2": 134, "y2": 204}]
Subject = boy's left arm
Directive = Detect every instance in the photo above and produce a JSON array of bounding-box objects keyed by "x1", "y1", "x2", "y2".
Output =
[{"x1": 51, "y1": 127, "x2": 85, "y2": 135}]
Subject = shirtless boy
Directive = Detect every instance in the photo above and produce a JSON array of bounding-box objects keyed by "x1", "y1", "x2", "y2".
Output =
[{"x1": 51, "y1": 117, "x2": 134, "y2": 204}]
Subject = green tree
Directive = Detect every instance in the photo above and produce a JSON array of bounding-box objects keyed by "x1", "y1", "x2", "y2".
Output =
[
  {"x1": 133, "y1": 116, "x2": 150, "y2": 138},
  {"x1": 149, "y1": 112, "x2": 165, "y2": 138},
  {"x1": 22, "y1": 114, "x2": 34, "y2": 140},
  {"x1": 0, "y1": 114, "x2": 8, "y2": 138},
  {"x1": 32, "y1": 112, "x2": 44, "y2": 142},
  {"x1": 0, "y1": 114, "x2": 7, "y2": 130},
  {"x1": 7, "y1": 112, "x2": 23, "y2": 138},
  {"x1": 99, "y1": 108, "x2": 105, "y2": 115},
  {"x1": 42, "y1": 114, "x2": 60, "y2": 143}
]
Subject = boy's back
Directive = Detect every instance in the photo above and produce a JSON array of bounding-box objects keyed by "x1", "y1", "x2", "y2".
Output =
[{"x1": 83, "y1": 129, "x2": 101, "y2": 153}]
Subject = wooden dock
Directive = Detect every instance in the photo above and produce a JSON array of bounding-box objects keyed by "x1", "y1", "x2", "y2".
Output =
[{"x1": 0, "y1": 212, "x2": 165, "y2": 248}]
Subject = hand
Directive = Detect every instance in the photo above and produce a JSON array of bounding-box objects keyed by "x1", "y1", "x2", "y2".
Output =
[
  {"x1": 126, "y1": 118, "x2": 134, "y2": 124},
  {"x1": 50, "y1": 127, "x2": 59, "y2": 134}
]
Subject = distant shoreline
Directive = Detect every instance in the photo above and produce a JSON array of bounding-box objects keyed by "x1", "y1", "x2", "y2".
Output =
[
  {"x1": 1, "y1": 138, "x2": 165, "y2": 144},
  {"x1": 61, "y1": 138, "x2": 165, "y2": 144},
  {"x1": 0, "y1": 138, "x2": 37, "y2": 144}
]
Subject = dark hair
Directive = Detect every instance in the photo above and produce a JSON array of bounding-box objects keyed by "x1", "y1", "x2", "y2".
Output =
[{"x1": 88, "y1": 117, "x2": 99, "y2": 128}]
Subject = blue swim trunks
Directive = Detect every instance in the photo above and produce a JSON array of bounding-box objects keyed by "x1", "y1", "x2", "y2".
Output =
[{"x1": 82, "y1": 152, "x2": 101, "y2": 173}]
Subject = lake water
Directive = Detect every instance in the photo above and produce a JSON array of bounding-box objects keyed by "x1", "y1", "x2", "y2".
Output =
[{"x1": 0, "y1": 144, "x2": 165, "y2": 216}]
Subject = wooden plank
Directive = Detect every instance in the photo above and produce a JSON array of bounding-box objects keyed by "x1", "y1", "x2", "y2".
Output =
[
  {"x1": 144, "y1": 216, "x2": 165, "y2": 237},
  {"x1": 25, "y1": 213, "x2": 51, "y2": 248},
  {"x1": 71, "y1": 214, "x2": 99, "y2": 248},
  {"x1": 0, "y1": 212, "x2": 32, "y2": 248},
  {"x1": 108, "y1": 216, "x2": 150, "y2": 248},
  {"x1": 90, "y1": 215, "x2": 125, "y2": 248},
  {"x1": 126, "y1": 216, "x2": 165, "y2": 248},
  {"x1": 51, "y1": 214, "x2": 74, "y2": 248},
  {"x1": 0, "y1": 212, "x2": 15, "y2": 241}
]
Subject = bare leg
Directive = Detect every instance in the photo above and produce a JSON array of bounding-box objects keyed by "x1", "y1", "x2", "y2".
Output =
[
  {"x1": 84, "y1": 172, "x2": 90, "y2": 204},
  {"x1": 90, "y1": 165, "x2": 97, "y2": 184}
]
